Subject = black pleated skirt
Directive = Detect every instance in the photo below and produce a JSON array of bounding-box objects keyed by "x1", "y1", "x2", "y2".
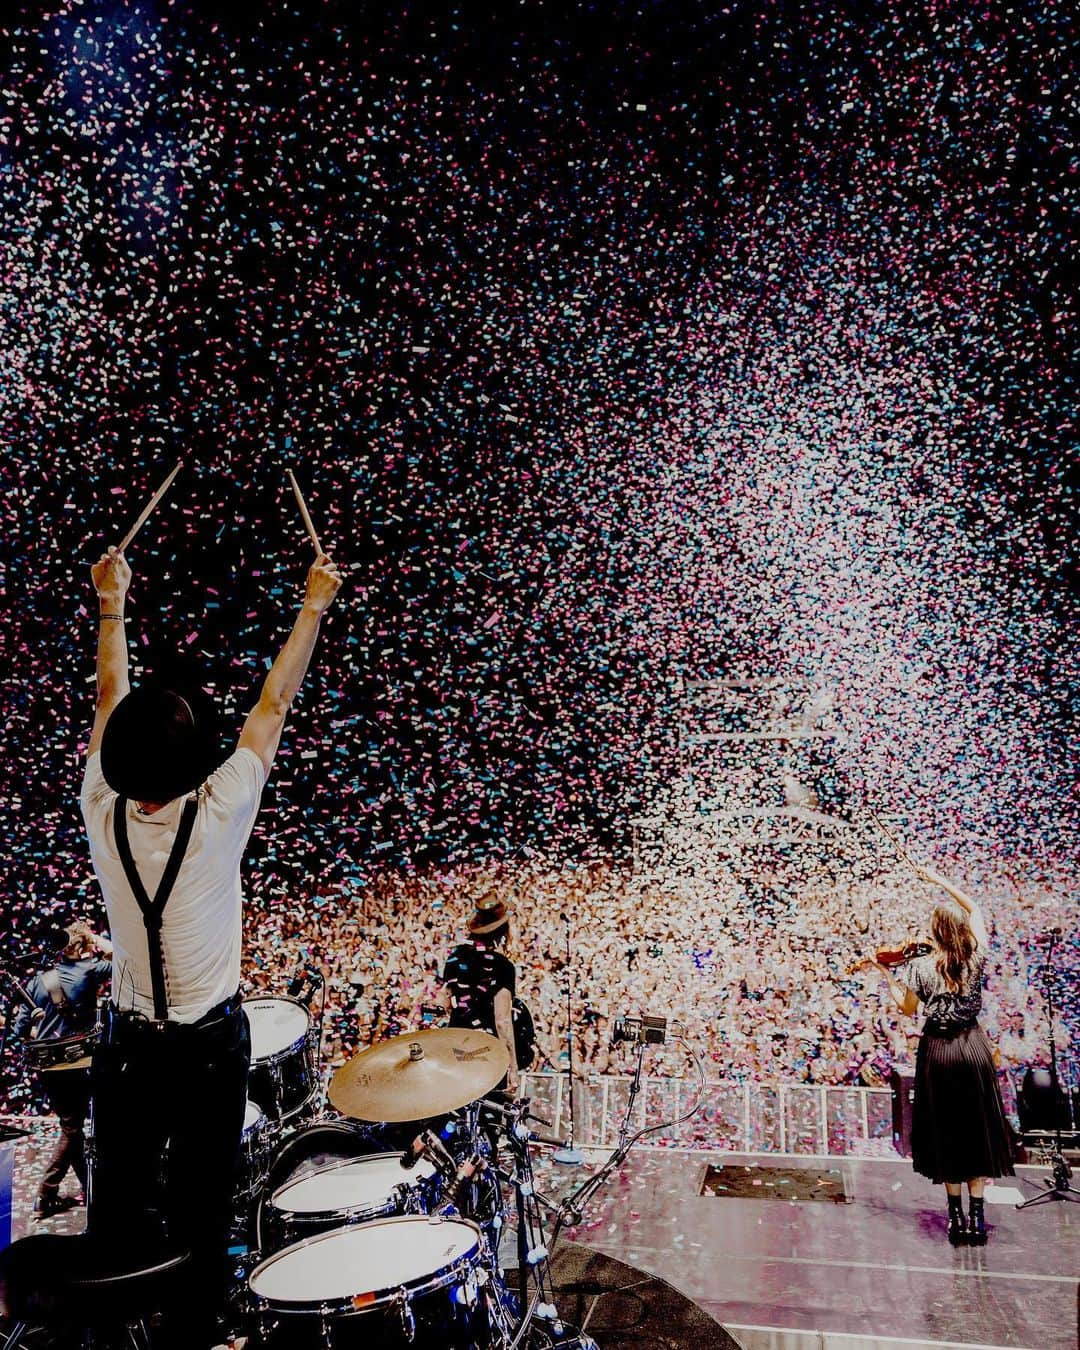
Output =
[{"x1": 911, "y1": 1023, "x2": 1015, "y2": 1183}]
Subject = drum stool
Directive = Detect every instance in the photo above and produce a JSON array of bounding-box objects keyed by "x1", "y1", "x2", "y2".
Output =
[{"x1": 0, "y1": 1232, "x2": 190, "y2": 1349}]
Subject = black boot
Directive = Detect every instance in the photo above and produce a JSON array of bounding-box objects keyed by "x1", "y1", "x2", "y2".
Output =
[
  {"x1": 947, "y1": 1194, "x2": 967, "y2": 1246},
  {"x1": 968, "y1": 1196, "x2": 988, "y2": 1246}
]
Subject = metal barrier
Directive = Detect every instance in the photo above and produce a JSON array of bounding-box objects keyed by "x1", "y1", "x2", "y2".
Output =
[{"x1": 521, "y1": 1072, "x2": 896, "y2": 1156}]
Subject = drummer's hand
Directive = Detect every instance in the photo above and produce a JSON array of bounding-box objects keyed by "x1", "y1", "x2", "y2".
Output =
[
  {"x1": 507, "y1": 1069, "x2": 520, "y2": 1095},
  {"x1": 92, "y1": 546, "x2": 131, "y2": 604},
  {"x1": 303, "y1": 554, "x2": 343, "y2": 615}
]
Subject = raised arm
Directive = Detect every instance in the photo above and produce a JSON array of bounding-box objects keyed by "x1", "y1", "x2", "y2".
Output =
[
  {"x1": 238, "y1": 553, "x2": 343, "y2": 778},
  {"x1": 88, "y1": 547, "x2": 133, "y2": 758},
  {"x1": 914, "y1": 862, "x2": 988, "y2": 951},
  {"x1": 914, "y1": 863, "x2": 975, "y2": 916}
]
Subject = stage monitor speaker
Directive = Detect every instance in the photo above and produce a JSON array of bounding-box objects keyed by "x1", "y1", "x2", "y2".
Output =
[
  {"x1": 890, "y1": 1065, "x2": 916, "y2": 1158},
  {"x1": 1018, "y1": 1066, "x2": 1071, "y2": 1133}
]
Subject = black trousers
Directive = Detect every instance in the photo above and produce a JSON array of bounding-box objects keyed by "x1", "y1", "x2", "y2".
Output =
[
  {"x1": 38, "y1": 1068, "x2": 91, "y2": 1197},
  {"x1": 88, "y1": 1006, "x2": 250, "y2": 1343}
]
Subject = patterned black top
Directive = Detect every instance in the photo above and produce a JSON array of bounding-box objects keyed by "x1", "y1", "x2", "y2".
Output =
[{"x1": 909, "y1": 950, "x2": 987, "y2": 1032}]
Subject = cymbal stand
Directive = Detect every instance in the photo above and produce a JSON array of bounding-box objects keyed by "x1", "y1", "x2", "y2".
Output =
[{"x1": 498, "y1": 1099, "x2": 562, "y2": 1348}]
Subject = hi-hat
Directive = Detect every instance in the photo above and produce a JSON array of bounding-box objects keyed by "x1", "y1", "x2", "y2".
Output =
[{"x1": 328, "y1": 1027, "x2": 510, "y2": 1122}]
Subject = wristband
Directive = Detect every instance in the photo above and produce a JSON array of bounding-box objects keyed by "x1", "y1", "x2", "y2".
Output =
[{"x1": 100, "y1": 613, "x2": 125, "y2": 622}]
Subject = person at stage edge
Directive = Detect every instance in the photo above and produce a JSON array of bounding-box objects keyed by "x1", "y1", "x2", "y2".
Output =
[
  {"x1": 442, "y1": 894, "x2": 520, "y2": 1095},
  {"x1": 10, "y1": 920, "x2": 112, "y2": 1217},
  {"x1": 867, "y1": 862, "x2": 1014, "y2": 1245},
  {"x1": 80, "y1": 543, "x2": 342, "y2": 1345}
]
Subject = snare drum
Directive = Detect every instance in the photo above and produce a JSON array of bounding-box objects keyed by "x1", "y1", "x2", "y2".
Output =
[
  {"x1": 24, "y1": 1030, "x2": 96, "y2": 1072},
  {"x1": 249, "y1": 1216, "x2": 490, "y2": 1348},
  {"x1": 262, "y1": 1153, "x2": 439, "y2": 1253},
  {"x1": 246, "y1": 996, "x2": 318, "y2": 1123}
]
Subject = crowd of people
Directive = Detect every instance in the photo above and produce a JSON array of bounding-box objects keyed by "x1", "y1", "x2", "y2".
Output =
[
  {"x1": 239, "y1": 856, "x2": 1076, "y2": 1094},
  {"x1": 4, "y1": 854, "x2": 1074, "y2": 1116}
]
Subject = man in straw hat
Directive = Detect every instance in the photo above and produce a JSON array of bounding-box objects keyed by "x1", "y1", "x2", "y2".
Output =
[{"x1": 442, "y1": 892, "x2": 520, "y2": 1095}]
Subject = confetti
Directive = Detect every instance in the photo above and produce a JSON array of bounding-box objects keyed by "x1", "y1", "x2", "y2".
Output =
[{"x1": 0, "y1": 4, "x2": 1073, "y2": 1117}]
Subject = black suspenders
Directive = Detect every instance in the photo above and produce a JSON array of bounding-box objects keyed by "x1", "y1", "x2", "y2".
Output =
[{"x1": 113, "y1": 796, "x2": 198, "y2": 1020}]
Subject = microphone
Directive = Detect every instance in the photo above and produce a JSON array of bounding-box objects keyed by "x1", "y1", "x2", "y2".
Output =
[
  {"x1": 481, "y1": 1096, "x2": 552, "y2": 1131},
  {"x1": 286, "y1": 963, "x2": 304, "y2": 998},
  {"x1": 399, "y1": 1135, "x2": 426, "y2": 1170},
  {"x1": 448, "y1": 1154, "x2": 485, "y2": 1212},
  {"x1": 400, "y1": 1130, "x2": 457, "y2": 1176}
]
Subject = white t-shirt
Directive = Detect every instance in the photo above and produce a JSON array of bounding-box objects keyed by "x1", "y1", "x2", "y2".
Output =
[{"x1": 80, "y1": 748, "x2": 264, "y2": 1023}]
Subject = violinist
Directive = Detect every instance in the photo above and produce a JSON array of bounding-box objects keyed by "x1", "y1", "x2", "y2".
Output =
[{"x1": 860, "y1": 862, "x2": 1014, "y2": 1246}]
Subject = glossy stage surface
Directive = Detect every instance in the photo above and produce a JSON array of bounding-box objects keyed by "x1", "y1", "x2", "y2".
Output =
[
  {"x1": 534, "y1": 1148, "x2": 1079, "y2": 1350},
  {"x1": 7, "y1": 1120, "x2": 1078, "y2": 1349}
]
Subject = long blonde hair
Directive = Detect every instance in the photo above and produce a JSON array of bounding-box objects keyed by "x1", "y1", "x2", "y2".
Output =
[{"x1": 931, "y1": 903, "x2": 976, "y2": 993}]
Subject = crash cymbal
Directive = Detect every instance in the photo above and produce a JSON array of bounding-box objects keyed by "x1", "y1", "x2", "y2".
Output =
[{"x1": 329, "y1": 1027, "x2": 510, "y2": 1122}]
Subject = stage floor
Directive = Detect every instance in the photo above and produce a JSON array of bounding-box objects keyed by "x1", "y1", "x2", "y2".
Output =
[
  {"x1": 6, "y1": 1121, "x2": 1078, "y2": 1349},
  {"x1": 533, "y1": 1148, "x2": 1079, "y2": 1350}
]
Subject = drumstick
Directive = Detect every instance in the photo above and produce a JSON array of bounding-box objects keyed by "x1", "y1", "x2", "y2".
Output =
[
  {"x1": 117, "y1": 460, "x2": 183, "y2": 552},
  {"x1": 286, "y1": 468, "x2": 323, "y2": 556}
]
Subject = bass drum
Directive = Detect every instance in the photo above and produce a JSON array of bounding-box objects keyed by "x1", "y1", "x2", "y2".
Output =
[
  {"x1": 246, "y1": 996, "x2": 318, "y2": 1123},
  {"x1": 248, "y1": 1217, "x2": 493, "y2": 1348}
]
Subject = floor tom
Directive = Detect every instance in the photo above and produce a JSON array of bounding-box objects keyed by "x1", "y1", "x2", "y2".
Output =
[{"x1": 249, "y1": 1216, "x2": 491, "y2": 1347}]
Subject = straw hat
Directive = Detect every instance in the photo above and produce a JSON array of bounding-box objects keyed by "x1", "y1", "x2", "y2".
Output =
[{"x1": 467, "y1": 896, "x2": 510, "y2": 936}]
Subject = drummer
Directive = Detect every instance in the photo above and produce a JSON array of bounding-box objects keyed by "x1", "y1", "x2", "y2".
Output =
[
  {"x1": 80, "y1": 545, "x2": 342, "y2": 1345},
  {"x1": 441, "y1": 894, "x2": 520, "y2": 1096},
  {"x1": 11, "y1": 920, "x2": 112, "y2": 1217}
]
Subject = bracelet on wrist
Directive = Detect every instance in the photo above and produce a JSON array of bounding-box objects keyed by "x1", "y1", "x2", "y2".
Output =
[{"x1": 99, "y1": 613, "x2": 125, "y2": 622}]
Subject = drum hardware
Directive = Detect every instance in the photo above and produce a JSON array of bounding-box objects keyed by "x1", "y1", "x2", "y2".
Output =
[
  {"x1": 1016, "y1": 931, "x2": 1080, "y2": 1209},
  {"x1": 392, "y1": 1286, "x2": 416, "y2": 1342},
  {"x1": 401, "y1": 1128, "x2": 458, "y2": 1180}
]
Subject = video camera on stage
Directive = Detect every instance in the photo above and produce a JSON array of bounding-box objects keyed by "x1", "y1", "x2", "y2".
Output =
[{"x1": 611, "y1": 1013, "x2": 683, "y2": 1046}]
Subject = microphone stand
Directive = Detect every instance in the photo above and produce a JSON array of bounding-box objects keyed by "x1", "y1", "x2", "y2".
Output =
[
  {"x1": 553, "y1": 915, "x2": 583, "y2": 1166},
  {"x1": 1016, "y1": 931, "x2": 1079, "y2": 1209}
]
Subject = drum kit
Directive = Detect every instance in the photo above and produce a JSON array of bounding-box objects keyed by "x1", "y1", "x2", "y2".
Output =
[{"x1": 233, "y1": 998, "x2": 598, "y2": 1349}]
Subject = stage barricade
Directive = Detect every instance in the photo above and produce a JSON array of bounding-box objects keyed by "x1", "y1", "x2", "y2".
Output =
[{"x1": 523, "y1": 1072, "x2": 896, "y2": 1156}]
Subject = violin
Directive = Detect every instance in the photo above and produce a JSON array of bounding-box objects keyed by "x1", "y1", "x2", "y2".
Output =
[
  {"x1": 846, "y1": 940, "x2": 931, "y2": 975},
  {"x1": 874, "y1": 940, "x2": 932, "y2": 967}
]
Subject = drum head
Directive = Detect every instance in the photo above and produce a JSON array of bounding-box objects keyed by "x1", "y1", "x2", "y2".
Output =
[
  {"x1": 242, "y1": 1100, "x2": 265, "y2": 1134},
  {"x1": 246, "y1": 997, "x2": 310, "y2": 1061},
  {"x1": 249, "y1": 1216, "x2": 480, "y2": 1306},
  {"x1": 271, "y1": 1154, "x2": 436, "y2": 1215}
]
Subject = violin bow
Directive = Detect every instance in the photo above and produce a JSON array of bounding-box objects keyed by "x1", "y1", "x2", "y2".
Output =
[{"x1": 865, "y1": 807, "x2": 921, "y2": 874}]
